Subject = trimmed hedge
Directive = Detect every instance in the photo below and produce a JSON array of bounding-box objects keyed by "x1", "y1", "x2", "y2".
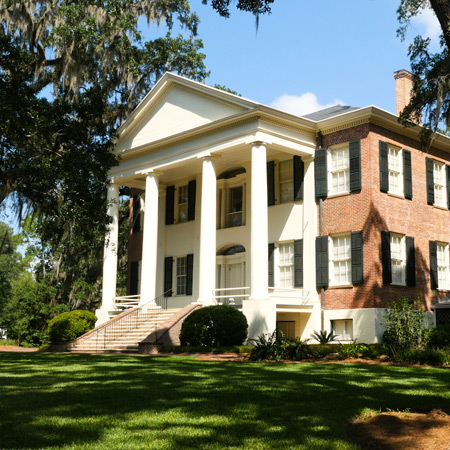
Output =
[
  {"x1": 180, "y1": 305, "x2": 248, "y2": 347},
  {"x1": 48, "y1": 310, "x2": 97, "y2": 343}
]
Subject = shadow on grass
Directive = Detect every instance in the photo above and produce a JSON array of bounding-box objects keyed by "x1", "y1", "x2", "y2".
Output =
[{"x1": 0, "y1": 353, "x2": 449, "y2": 449}]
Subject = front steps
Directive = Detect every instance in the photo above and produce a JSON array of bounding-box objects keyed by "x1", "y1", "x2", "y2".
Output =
[{"x1": 66, "y1": 309, "x2": 180, "y2": 354}]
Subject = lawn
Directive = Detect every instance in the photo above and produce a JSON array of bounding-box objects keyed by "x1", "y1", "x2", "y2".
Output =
[{"x1": 0, "y1": 354, "x2": 449, "y2": 450}]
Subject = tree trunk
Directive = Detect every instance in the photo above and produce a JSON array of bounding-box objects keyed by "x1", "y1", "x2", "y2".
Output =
[{"x1": 430, "y1": 0, "x2": 450, "y2": 50}]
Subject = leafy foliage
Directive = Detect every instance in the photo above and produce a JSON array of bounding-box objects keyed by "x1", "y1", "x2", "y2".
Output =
[
  {"x1": 47, "y1": 310, "x2": 97, "y2": 343},
  {"x1": 310, "y1": 329, "x2": 338, "y2": 344},
  {"x1": 249, "y1": 331, "x2": 311, "y2": 361},
  {"x1": 429, "y1": 323, "x2": 450, "y2": 349},
  {"x1": 180, "y1": 305, "x2": 248, "y2": 347},
  {"x1": 382, "y1": 297, "x2": 431, "y2": 352}
]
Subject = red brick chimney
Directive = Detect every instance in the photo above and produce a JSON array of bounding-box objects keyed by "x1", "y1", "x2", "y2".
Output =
[{"x1": 393, "y1": 69, "x2": 414, "y2": 116}]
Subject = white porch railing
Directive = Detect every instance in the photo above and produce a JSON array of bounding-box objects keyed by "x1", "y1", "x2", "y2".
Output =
[
  {"x1": 112, "y1": 295, "x2": 141, "y2": 309},
  {"x1": 212, "y1": 287, "x2": 250, "y2": 305},
  {"x1": 268, "y1": 287, "x2": 311, "y2": 305}
]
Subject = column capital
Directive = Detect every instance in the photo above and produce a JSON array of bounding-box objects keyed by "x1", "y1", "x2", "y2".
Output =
[
  {"x1": 250, "y1": 140, "x2": 268, "y2": 147},
  {"x1": 301, "y1": 155, "x2": 315, "y2": 164},
  {"x1": 197, "y1": 152, "x2": 221, "y2": 161}
]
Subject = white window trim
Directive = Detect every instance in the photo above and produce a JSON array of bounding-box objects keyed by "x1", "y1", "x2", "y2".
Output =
[
  {"x1": 327, "y1": 144, "x2": 350, "y2": 196},
  {"x1": 390, "y1": 233, "x2": 406, "y2": 286},
  {"x1": 174, "y1": 255, "x2": 188, "y2": 296},
  {"x1": 217, "y1": 173, "x2": 246, "y2": 229},
  {"x1": 433, "y1": 160, "x2": 447, "y2": 208},
  {"x1": 175, "y1": 184, "x2": 189, "y2": 224},
  {"x1": 331, "y1": 319, "x2": 353, "y2": 341},
  {"x1": 274, "y1": 241, "x2": 295, "y2": 288},
  {"x1": 387, "y1": 144, "x2": 404, "y2": 197},
  {"x1": 277, "y1": 159, "x2": 294, "y2": 205},
  {"x1": 437, "y1": 242, "x2": 450, "y2": 290},
  {"x1": 328, "y1": 233, "x2": 352, "y2": 286}
]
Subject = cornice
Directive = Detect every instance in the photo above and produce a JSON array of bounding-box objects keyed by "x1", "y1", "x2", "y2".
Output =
[{"x1": 319, "y1": 117, "x2": 371, "y2": 135}]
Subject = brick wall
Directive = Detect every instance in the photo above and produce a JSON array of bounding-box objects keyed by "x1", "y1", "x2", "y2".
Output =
[{"x1": 319, "y1": 123, "x2": 450, "y2": 311}]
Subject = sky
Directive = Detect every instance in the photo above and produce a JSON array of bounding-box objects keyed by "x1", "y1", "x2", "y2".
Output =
[
  {"x1": 151, "y1": 0, "x2": 442, "y2": 116},
  {"x1": 1, "y1": 0, "x2": 442, "y2": 232}
]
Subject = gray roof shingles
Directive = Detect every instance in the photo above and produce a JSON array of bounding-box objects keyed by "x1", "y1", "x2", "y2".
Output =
[{"x1": 302, "y1": 105, "x2": 359, "y2": 121}]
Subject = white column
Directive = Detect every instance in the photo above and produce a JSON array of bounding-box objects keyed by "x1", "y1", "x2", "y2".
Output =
[
  {"x1": 302, "y1": 156, "x2": 317, "y2": 297},
  {"x1": 140, "y1": 172, "x2": 159, "y2": 304},
  {"x1": 250, "y1": 142, "x2": 269, "y2": 300},
  {"x1": 98, "y1": 183, "x2": 120, "y2": 323},
  {"x1": 198, "y1": 156, "x2": 217, "y2": 303}
]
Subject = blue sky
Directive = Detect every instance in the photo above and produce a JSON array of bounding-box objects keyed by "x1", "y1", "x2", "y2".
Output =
[{"x1": 163, "y1": 0, "x2": 441, "y2": 116}]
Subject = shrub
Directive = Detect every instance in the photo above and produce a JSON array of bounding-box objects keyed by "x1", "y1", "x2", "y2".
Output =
[
  {"x1": 429, "y1": 324, "x2": 450, "y2": 349},
  {"x1": 310, "y1": 330, "x2": 338, "y2": 344},
  {"x1": 382, "y1": 297, "x2": 430, "y2": 351},
  {"x1": 48, "y1": 310, "x2": 97, "y2": 343},
  {"x1": 179, "y1": 305, "x2": 248, "y2": 347},
  {"x1": 249, "y1": 331, "x2": 311, "y2": 361}
]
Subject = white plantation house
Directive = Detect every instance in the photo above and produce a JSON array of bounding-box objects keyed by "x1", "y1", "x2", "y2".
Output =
[{"x1": 77, "y1": 70, "x2": 450, "y2": 353}]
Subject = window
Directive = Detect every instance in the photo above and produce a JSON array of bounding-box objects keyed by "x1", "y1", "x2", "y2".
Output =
[
  {"x1": 330, "y1": 234, "x2": 351, "y2": 285},
  {"x1": 218, "y1": 169, "x2": 246, "y2": 229},
  {"x1": 177, "y1": 184, "x2": 189, "y2": 223},
  {"x1": 437, "y1": 243, "x2": 449, "y2": 289},
  {"x1": 328, "y1": 146, "x2": 349, "y2": 195},
  {"x1": 391, "y1": 233, "x2": 406, "y2": 285},
  {"x1": 277, "y1": 321, "x2": 295, "y2": 339},
  {"x1": 226, "y1": 186, "x2": 243, "y2": 227},
  {"x1": 278, "y1": 159, "x2": 294, "y2": 204},
  {"x1": 388, "y1": 146, "x2": 403, "y2": 195},
  {"x1": 176, "y1": 256, "x2": 187, "y2": 295},
  {"x1": 278, "y1": 242, "x2": 294, "y2": 287},
  {"x1": 434, "y1": 161, "x2": 447, "y2": 207},
  {"x1": 331, "y1": 319, "x2": 353, "y2": 341}
]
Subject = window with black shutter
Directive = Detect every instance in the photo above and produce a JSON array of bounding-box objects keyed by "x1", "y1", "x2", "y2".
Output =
[
  {"x1": 294, "y1": 239, "x2": 303, "y2": 287},
  {"x1": 406, "y1": 236, "x2": 416, "y2": 287},
  {"x1": 429, "y1": 241, "x2": 438, "y2": 289},
  {"x1": 165, "y1": 186, "x2": 175, "y2": 225},
  {"x1": 403, "y1": 150, "x2": 413, "y2": 199},
  {"x1": 268, "y1": 243, "x2": 275, "y2": 287},
  {"x1": 267, "y1": 161, "x2": 275, "y2": 206},
  {"x1": 349, "y1": 140, "x2": 361, "y2": 192},
  {"x1": 426, "y1": 157, "x2": 435, "y2": 205},
  {"x1": 315, "y1": 148, "x2": 328, "y2": 198},
  {"x1": 316, "y1": 236, "x2": 329, "y2": 287},
  {"x1": 381, "y1": 231, "x2": 392, "y2": 285},
  {"x1": 293, "y1": 156, "x2": 304, "y2": 201},
  {"x1": 351, "y1": 231, "x2": 364, "y2": 284},
  {"x1": 164, "y1": 256, "x2": 173, "y2": 296},
  {"x1": 379, "y1": 141, "x2": 389, "y2": 193},
  {"x1": 186, "y1": 254, "x2": 194, "y2": 295},
  {"x1": 188, "y1": 180, "x2": 196, "y2": 221}
]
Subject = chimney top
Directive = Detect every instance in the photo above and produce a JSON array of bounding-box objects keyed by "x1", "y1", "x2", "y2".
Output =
[
  {"x1": 394, "y1": 69, "x2": 414, "y2": 81},
  {"x1": 394, "y1": 69, "x2": 415, "y2": 117}
]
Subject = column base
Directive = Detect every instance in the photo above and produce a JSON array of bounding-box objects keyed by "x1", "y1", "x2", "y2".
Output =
[
  {"x1": 94, "y1": 308, "x2": 112, "y2": 327},
  {"x1": 242, "y1": 299, "x2": 276, "y2": 341}
]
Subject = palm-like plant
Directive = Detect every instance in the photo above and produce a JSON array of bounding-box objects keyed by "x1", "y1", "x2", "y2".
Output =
[{"x1": 311, "y1": 330, "x2": 338, "y2": 344}]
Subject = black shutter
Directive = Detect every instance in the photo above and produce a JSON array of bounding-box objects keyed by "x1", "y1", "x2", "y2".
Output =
[
  {"x1": 293, "y1": 156, "x2": 304, "y2": 201},
  {"x1": 316, "y1": 236, "x2": 329, "y2": 287},
  {"x1": 294, "y1": 239, "x2": 303, "y2": 287},
  {"x1": 446, "y1": 165, "x2": 450, "y2": 209},
  {"x1": 429, "y1": 241, "x2": 438, "y2": 289},
  {"x1": 268, "y1": 243, "x2": 275, "y2": 287},
  {"x1": 426, "y1": 157, "x2": 434, "y2": 205},
  {"x1": 188, "y1": 180, "x2": 196, "y2": 221},
  {"x1": 315, "y1": 148, "x2": 328, "y2": 198},
  {"x1": 267, "y1": 161, "x2": 275, "y2": 206},
  {"x1": 381, "y1": 231, "x2": 392, "y2": 285},
  {"x1": 379, "y1": 141, "x2": 389, "y2": 193},
  {"x1": 351, "y1": 231, "x2": 364, "y2": 284},
  {"x1": 164, "y1": 256, "x2": 173, "y2": 296},
  {"x1": 129, "y1": 261, "x2": 139, "y2": 296},
  {"x1": 165, "y1": 185, "x2": 175, "y2": 225},
  {"x1": 132, "y1": 195, "x2": 141, "y2": 232},
  {"x1": 186, "y1": 254, "x2": 194, "y2": 295},
  {"x1": 349, "y1": 140, "x2": 361, "y2": 192},
  {"x1": 406, "y1": 236, "x2": 416, "y2": 287},
  {"x1": 403, "y1": 150, "x2": 413, "y2": 200}
]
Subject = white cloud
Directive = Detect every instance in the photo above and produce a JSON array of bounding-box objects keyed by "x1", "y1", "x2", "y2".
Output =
[
  {"x1": 271, "y1": 92, "x2": 344, "y2": 116},
  {"x1": 411, "y1": 7, "x2": 441, "y2": 44}
]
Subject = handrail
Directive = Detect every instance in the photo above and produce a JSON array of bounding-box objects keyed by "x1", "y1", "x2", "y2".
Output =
[
  {"x1": 93, "y1": 290, "x2": 172, "y2": 350},
  {"x1": 212, "y1": 287, "x2": 249, "y2": 305}
]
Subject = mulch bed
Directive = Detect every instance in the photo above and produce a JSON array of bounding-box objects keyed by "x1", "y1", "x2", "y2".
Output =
[{"x1": 0, "y1": 345, "x2": 39, "y2": 352}]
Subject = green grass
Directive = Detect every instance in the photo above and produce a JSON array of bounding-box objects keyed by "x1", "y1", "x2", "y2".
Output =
[{"x1": 0, "y1": 354, "x2": 449, "y2": 449}]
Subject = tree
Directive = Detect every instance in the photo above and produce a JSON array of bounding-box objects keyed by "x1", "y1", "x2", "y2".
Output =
[{"x1": 0, "y1": 1, "x2": 208, "y2": 311}]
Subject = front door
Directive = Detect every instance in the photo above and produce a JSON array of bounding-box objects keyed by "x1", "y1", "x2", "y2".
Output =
[{"x1": 216, "y1": 246, "x2": 246, "y2": 303}]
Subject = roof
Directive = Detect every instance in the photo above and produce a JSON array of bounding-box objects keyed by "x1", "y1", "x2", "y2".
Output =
[{"x1": 302, "y1": 105, "x2": 360, "y2": 121}]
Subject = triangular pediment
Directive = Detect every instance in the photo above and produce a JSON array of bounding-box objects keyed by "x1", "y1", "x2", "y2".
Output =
[{"x1": 117, "y1": 74, "x2": 257, "y2": 152}]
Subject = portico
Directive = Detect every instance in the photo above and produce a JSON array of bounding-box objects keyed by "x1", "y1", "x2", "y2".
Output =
[{"x1": 96, "y1": 72, "x2": 319, "y2": 340}]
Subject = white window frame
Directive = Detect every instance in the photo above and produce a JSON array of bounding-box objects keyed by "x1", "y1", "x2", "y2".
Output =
[
  {"x1": 437, "y1": 242, "x2": 450, "y2": 290},
  {"x1": 328, "y1": 145, "x2": 350, "y2": 195},
  {"x1": 329, "y1": 233, "x2": 351, "y2": 286},
  {"x1": 174, "y1": 256, "x2": 188, "y2": 296},
  {"x1": 387, "y1": 145, "x2": 403, "y2": 196},
  {"x1": 433, "y1": 160, "x2": 447, "y2": 207},
  {"x1": 277, "y1": 159, "x2": 294, "y2": 204},
  {"x1": 390, "y1": 233, "x2": 406, "y2": 286},
  {"x1": 276, "y1": 241, "x2": 294, "y2": 288},
  {"x1": 217, "y1": 173, "x2": 246, "y2": 229},
  {"x1": 331, "y1": 319, "x2": 353, "y2": 341},
  {"x1": 176, "y1": 184, "x2": 189, "y2": 224}
]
